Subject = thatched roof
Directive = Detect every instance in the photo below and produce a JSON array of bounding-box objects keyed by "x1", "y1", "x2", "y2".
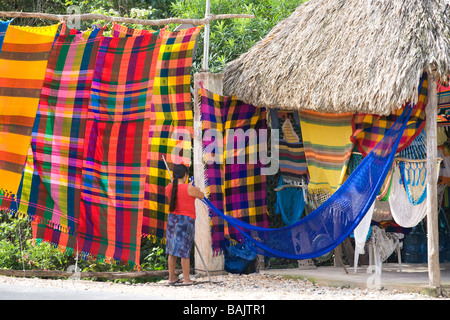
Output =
[{"x1": 223, "y1": 0, "x2": 450, "y2": 115}]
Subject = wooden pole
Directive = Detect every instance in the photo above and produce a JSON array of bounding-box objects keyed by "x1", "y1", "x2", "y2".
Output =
[
  {"x1": 425, "y1": 69, "x2": 441, "y2": 293},
  {"x1": 202, "y1": 0, "x2": 211, "y2": 72},
  {"x1": 0, "y1": 11, "x2": 254, "y2": 26}
]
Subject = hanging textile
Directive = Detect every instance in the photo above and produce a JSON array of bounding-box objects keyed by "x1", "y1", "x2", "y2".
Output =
[
  {"x1": 388, "y1": 164, "x2": 428, "y2": 228},
  {"x1": 112, "y1": 22, "x2": 153, "y2": 37},
  {"x1": 223, "y1": 97, "x2": 268, "y2": 244},
  {"x1": 143, "y1": 26, "x2": 202, "y2": 241},
  {"x1": 30, "y1": 27, "x2": 104, "y2": 238},
  {"x1": 270, "y1": 109, "x2": 307, "y2": 183},
  {"x1": 200, "y1": 86, "x2": 268, "y2": 254},
  {"x1": 0, "y1": 23, "x2": 59, "y2": 200},
  {"x1": 202, "y1": 104, "x2": 413, "y2": 259},
  {"x1": 274, "y1": 178, "x2": 305, "y2": 226},
  {"x1": 298, "y1": 110, "x2": 354, "y2": 195},
  {"x1": 78, "y1": 31, "x2": 161, "y2": 268},
  {"x1": 351, "y1": 74, "x2": 427, "y2": 157},
  {"x1": 437, "y1": 82, "x2": 450, "y2": 126},
  {"x1": 0, "y1": 19, "x2": 11, "y2": 53},
  {"x1": 438, "y1": 144, "x2": 450, "y2": 185}
]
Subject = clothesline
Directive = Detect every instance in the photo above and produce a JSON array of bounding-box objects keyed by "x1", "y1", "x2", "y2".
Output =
[{"x1": 0, "y1": 11, "x2": 255, "y2": 26}]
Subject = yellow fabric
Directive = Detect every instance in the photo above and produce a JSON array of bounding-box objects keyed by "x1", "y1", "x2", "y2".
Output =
[
  {"x1": 299, "y1": 111, "x2": 354, "y2": 195},
  {"x1": 0, "y1": 23, "x2": 59, "y2": 197}
]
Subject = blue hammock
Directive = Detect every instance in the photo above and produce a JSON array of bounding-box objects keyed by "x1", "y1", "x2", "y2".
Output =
[{"x1": 202, "y1": 102, "x2": 414, "y2": 260}]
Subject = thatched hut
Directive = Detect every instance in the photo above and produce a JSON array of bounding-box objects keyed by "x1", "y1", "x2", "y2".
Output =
[
  {"x1": 223, "y1": 0, "x2": 450, "y2": 115},
  {"x1": 222, "y1": 0, "x2": 450, "y2": 292}
]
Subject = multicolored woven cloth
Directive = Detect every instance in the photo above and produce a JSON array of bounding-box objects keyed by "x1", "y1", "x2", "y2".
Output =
[
  {"x1": 0, "y1": 23, "x2": 59, "y2": 200},
  {"x1": 31, "y1": 27, "x2": 104, "y2": 237},
  {"x1": 270, "y1": 109, "x2": 308, "y2": 183},
  {"x1": 143, "y1": 26, "x2": 201, "y2": 241},
  {"x1": 150, "y1": 26, "x2": 201, "y2": 120},
  {"x1": 299, "y1": 110, "x2": 354, "y2": 195},
  {"x1": 0, "y1": 19, "x2": 11, "y2": 53},
  {"x1": 351, "y1": 74, "x2": 428, "y2": 157},
  {"x1": 200, "y1": 87, "x2": 268, "y2": 253},
  {"x1": 112, "y1": 22, "x2": 153, "y2": 37},
  {"x1": 437, "y1": 82, "x2": 450, "y2": 126},
  {"x1": 78, "y1": 31, "x2": 161, "y2": 268}
]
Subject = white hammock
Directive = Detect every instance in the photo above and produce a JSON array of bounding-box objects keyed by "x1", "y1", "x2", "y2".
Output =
[{"x1": 388, "y1": 162, "x2": 442, "y2": 228}]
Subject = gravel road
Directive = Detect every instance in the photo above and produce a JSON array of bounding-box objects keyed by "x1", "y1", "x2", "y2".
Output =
[{"x1": 0, "y1": 273, "x2": 446, "y2": 300}]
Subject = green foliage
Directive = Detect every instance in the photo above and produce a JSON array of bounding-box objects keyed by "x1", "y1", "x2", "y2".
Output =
[
  {"x1": 0, "y1": 211, "x2": 167, "y2": 281},
  {"x1": 0, "y1": 211, "x2": 71, "y2": 270},
  {"x1": 171, "y1": 0, "x2": 304, "y2": 73}
]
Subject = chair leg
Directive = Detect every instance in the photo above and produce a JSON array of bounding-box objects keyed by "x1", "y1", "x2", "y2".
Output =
[{"x1": 396, "y1": 239, "x2": 402, "y2": 272}]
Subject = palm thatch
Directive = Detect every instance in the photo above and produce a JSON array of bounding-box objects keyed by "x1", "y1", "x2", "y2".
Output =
[{"x1": 223, "y1": 0, "x2": 450, "y2": 115}]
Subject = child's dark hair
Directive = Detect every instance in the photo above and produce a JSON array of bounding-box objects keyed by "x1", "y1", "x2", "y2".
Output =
[{"x1": 169, "y1": 164, "x2": 189, "y2": 212}]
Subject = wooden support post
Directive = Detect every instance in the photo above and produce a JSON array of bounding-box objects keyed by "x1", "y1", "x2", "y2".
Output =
[
  {"x1": 425, "y1": 69, "x2": 441, "y2": 292},
  {"x1": 193, "y1": 72, "x2": 225, "y2": 274}
]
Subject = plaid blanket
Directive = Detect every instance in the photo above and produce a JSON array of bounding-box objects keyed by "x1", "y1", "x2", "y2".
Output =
[
  {"x1": 200, "y1": 87, "x2": 268, "y2": 253},
  {"x1": 0, "y1": 24, "x2": 59, "y2": 200},
  {"x1": 31, "y1": 27, "x2": 104, "y2": 237},
  {"x1": 78, "y1": 31, "x2": 161, "y2": 268},
  {"x1": 143, "y1": 26, "x2": 201, "y2": 241},
  {"x1": 112, "y1": 22, "x2": 153, "y2": 37},
  {"x1": 299, "y1": 110, "x2": 354, "y2": 195},
  {"x1": 351, "y1": 74, "x2": 428, "y2": 157},
  {"x1": 270, "y1": 109, "x2": 308, "y2": 183}
]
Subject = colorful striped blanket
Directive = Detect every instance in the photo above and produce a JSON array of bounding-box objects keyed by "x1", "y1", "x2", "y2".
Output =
[
  {"x1": 31, "y1": 27, "x2": 104, "y2": 238},
  {"x1": 200, "y1": 86, "x2": 268, "y2": 253},
  {"x1": 270, "y1": 109, "x2": 308, "y2": 183},
  {"x1": 299, "y1": 111, "x2": 354, "y2": 195},
  {"x1": 351, "y1": 74, "x2": 428, "y2": 157},
  {"x1": 0, "y1": 24, "x2": 59, "y2": 200},
  {"x1": 143, "y1": 26, "x2": 201, "y2": 242},
  {"x1": 78, "y1": 31, "x2": 161, "y2": 268}
]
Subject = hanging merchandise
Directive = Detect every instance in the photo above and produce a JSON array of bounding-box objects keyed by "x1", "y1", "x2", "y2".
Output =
[
  {"x1": 29, "y1": 26, "x2": 105, "y2": 238},
  {"x1": 112, "y1": 22, "x2": 153, "y2": 37},
  {"x1": 78, "y1": 30, "x2": 162, "y2": 268},
  {"x1": 351, "y1": 74, "x2": 427, "y2": 157},
  {"x1": 202, "y1": 103, "x2": 413, "y2": 259},
  {"x1": 274, "y1": 177, "x2": 306, "y2": 226},
  {"x1": 298, "y1": 110, "x2": 354, "y2": 197},
  {"x1": 270, "y1": 109, "x2": 308, "y2": 183},
  {"x1": 142, "y1": 25, "x2": 202, "y2": 242},
  {"x1": 0, "y1": 23, "x2": 59, "y2": 202},
  {"x1": 437, "y1": 82, "x2": 450, "y2": 126},
  {"x1": 200, "y1": 86, "x2": 269, "y2": 254}
]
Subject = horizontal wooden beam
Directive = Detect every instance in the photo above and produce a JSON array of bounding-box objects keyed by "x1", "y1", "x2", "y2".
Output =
[{"x1": 0, "y1": 11, "x2": 255, "y2": 26}]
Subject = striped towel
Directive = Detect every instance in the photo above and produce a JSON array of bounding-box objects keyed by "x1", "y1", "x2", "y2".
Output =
[
  {"x1": 200, "y1": 87, "x2": 268, "y2": 253},
  {"x1": 351, "y1": 74, "x2": 427, "y2": 156},
  {"x1": 299, "y1": 111, "x2": 354, "y2": 195},
  {"x1": 78, "y1": 31, "x2": 161, "y2": 268},
  {"x1": 143, "y1": 26, "x2": 201, "y2": 242},
  {"x1": 0, "y1": 23, "x2": 59, "y2": 200},
  {"x1": 31, "y1": 27, "x2": 104, "y2": 237},
  {"x1": 270, "y1": 109, "x2": 308, "y2": 183}
]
